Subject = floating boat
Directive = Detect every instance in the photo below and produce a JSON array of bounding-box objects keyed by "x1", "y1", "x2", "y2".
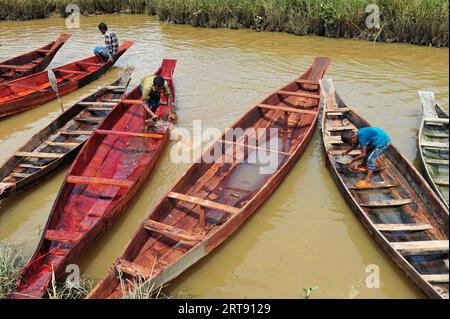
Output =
[
  {"x1": 418, "y1": 91, "x2": 449, "y2": 209},
  {"x1": 0, "y1": 67, "x2": 134, "y2": 201},
  {"x1": 0, "y1": 41, "x2": 133, "y2": 118},
  {"x1": 11, "y1": 59, "x2": 176, "y2": 299},
  {"x1": 87, "y1": 57, "x2": 331, "y2": 299},
  {"x1": 320, "y1": 79, "x2": 449, "y2": 299},
  {"x1": 0, "y1": 34, "x2": 71, "y2": 85}
]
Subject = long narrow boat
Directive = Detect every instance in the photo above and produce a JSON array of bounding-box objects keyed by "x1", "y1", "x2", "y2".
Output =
[
  {"x1": 0, "y1": 67, "x2": 134, "y2": 201},
  {"x1": 418, "y1": 91, "x2": 449, "y2": 209},
  {"x1": 320, "y1": 79, "x2": 449, "y2": 299},
  {"x1": 0, "y1": 34, "x2": 71, "y2": 84},
  {"x1": 11, "y1": 59, "x2": 176, "y2": 299},
  {"x1": 0, "y1": 41, "x2": 133, "y2": 118},
  {"x1": 87, "y1": 57, "x2": 331, "y2": 299}
]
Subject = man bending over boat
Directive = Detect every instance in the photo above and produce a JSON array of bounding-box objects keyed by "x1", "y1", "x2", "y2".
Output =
[
  {"x1": 141, "y1": 74, "x2": 172, "y2": 124},
  {"x1": 341, "y1": 127, "x2": 391, "y2": 188},
  {"x1": 94, "y1": 23, "x2": 119, "y2": 63}
]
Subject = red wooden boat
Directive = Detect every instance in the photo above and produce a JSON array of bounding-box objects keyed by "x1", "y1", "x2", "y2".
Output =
[
  {"x1": 0, "y1": 34, "x2": 71, "y2": 85},
  {"x1": 0, "y1": 67, "x2": 134, "y2": 201},
  {"x1": 0, "y1": 41, "x2": 133, "y2": 118},
  {"x1": 11, "y1": 59, "x2": 176, "y2": 299},
  {"x1": 87, "y1": 57, "x2": 331, "y2": 299}
]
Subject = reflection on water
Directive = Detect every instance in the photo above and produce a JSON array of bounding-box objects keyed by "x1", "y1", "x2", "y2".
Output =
[{"x1": 0, "y1": 14, "x2": 448, "y2": 299}]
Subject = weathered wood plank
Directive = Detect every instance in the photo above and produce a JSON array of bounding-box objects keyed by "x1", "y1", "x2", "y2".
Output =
[
  {"x1": 95, "y1": 129, "x2": 164, "y2": 139},
  {"x1": 45, "y1": 141, "x2": 80, "y2": 147},
  {"x1": 425, "y1": 159, "x2": 449, "y2": 165},
  {"x1": 434, "y1": 178, "x2": 449, "y2": 186},
  {"x1": 421, "y1": 274, "x2": 449, "y2": 283},
  {"x1": 360, "y1": 199, "x2": 413, "y2": 208},
  {"x1": 45, "y1": 229, "x2": 84, "y2": 243},
  {"x1": 424, "y1": 117, "x2": 449, "y2": 124},
  {"x1": 74, "y1": 116, "x2": 104, "y2": 122},
  {"x1": 115, "y1": 259, "x2": 151, "y2": 278},
  {"x1": 10, "y1": 172, "x2": 32, "y2": 178},
  {"x1": 375, "y1": 223, "x2": 433, "y2": 232},
  {"x1": 144, "y1": 220, "x2": 203, "y2": 246},
  {"x1": 14, "y1": 151, "x2": 63, "y2": 159},
  {"x1": 296, "y1": 79, "x2": 319, "y2": 85},
  {"x1": 326, "y1": 125, "x2": 355, "y2": 132},
  {"x1": 59, "y1": 130, "x2": 93, "y2": 136},
  {"x1": 167, "y1": 192, "x2": 241, "y2": 215},
  {"x1": 421, "y1": 141, "x2": 449, "y2": 149},
  {"x1": 77, "y1": 101, "x2": 117, "y2": 107},
  {"x1": 392, "y1": 240, "x2": 449, "y2": 255},
  {"x1": 277, "y1": 90, "x2": 320, "y2": 99},
  {"x1": 257, "y1": 103, "x2": 317, "y2": 115},
  {"x1": 222, "y1": 140, "x2": 291, "y2": 156},
  {"x1": 348, "y1": 182, "x2": 397, "y2": 190},
  {"x1": 66, "y1": 175, "x2": 134, "y2": 188}
]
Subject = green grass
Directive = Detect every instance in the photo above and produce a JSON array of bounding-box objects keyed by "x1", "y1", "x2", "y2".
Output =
[
  {"x1": 0, "y1": 241, "x2": 26, "y2": 298},
  {"x1": 0, "y1": 1, "x2": 448, "y2": 48}
]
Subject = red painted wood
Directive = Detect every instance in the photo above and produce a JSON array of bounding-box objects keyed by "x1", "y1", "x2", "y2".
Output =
[
  {"x1": 11, "y1": 59, "x2": 177, "y2": 299},
  {"x1": 0, "y1": 34, "x2": 71, "y2": 85},
  {"x1": 0, "y1": 40, "x2": 133, "y2": 118}
]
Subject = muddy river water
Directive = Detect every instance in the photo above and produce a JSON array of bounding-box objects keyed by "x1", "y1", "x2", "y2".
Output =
[{"x1": 0, "y1": 14, "x2": 448, "y2": 298}]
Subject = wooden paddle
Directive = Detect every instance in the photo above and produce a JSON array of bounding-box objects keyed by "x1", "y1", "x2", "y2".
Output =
[{"x1": 48, "y1": 69, "x2": 65, "y2": 113}]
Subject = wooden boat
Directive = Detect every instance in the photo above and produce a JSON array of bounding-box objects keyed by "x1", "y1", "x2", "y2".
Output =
[
  {"x1": 0, "y1": 67, "x2": 134, "y2": 201},
  {"x1": 11, "y1": 59, "x2": 176, "y2": 299},
  {"x1": 0, "y1": 34, "x2": 71, "y2": 85},
  {"x1": 418, "y1": 91, "x2": 449, "y2": 209},
  {"x1": 0, "y1": 41, "x2": 133, "y2": 118},
  {"x1": 87, "y1": 57, "x2": 331, "y2": 299},
  {"x1": 320, "y1": 79, "x2": 449, "y2": 299}
]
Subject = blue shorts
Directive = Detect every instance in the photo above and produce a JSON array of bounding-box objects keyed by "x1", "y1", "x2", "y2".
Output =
[
  {"x1": 367, "y1": 142, "x2": 390, "y2": 170},
  {"x1": 93, "y1": 46, "x2": 110, "y2": 61}
]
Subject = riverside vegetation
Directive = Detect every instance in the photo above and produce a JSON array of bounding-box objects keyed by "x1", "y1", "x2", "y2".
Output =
[{"x1": 0, "y1": 0, "x2": 448, "y2": 47}]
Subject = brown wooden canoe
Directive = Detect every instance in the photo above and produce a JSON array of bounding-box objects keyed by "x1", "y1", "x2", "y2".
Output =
[
  {"x1": 0, "y1": 67, "x2": 134, "y2": 201},
  {"x1": 320, "y1": 79, "x2": 449, "y2": 299},
  {"x1": 0, "y1": 41, "x2": 133, "y2": 119},
  {"x1": 0, "y1": 34, "x2": 71, "y2": 85},
  {"x1": 87, "y1": 57, "x2": 331, "y2": 299},
  {"x1": 418, "y1": 91, "x2": 449, "y2": 209},
  {"x1": 10, "y1": 59, "x2": 176, "y2": 299}
]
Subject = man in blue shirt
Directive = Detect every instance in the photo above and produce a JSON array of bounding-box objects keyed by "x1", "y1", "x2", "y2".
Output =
[{"x1": 341, "y1": 126, "x2": 391, "y2": 188}]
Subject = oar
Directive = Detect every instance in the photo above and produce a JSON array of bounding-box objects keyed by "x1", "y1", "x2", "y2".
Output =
[{"x1": 47, "y1": 69, "x2": 65, "y2": 113}]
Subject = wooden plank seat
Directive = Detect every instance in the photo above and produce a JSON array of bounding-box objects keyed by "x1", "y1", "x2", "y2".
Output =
[
  {"x1": 55, "y1": 69, "x2": 87, "y2": 75},
  {"x1": 0, "y1": 64, "x2": 33, "y2": 71},
  {"x1": 14, "y1": 151, "x2": 63, "y2": 159},
  {"x1": 66, "y1": 175, "x2": 135, "y2": 188},
  {"x1": 95, "y1": 129, "x2": 164, "y2": 139},
  {"x1": 424, "y1": 118, "x2": 449, "y2": 124},
  {"x1": 10, "y1": 172, "x2": 32, "y2": 179},
  {"x1": 421, "y1": 141, "x2": 449, "y2": 149},
  {"x1": 391, "y1": 240, "x2": 449, "y2": 255},
  {"x1": 421, "y1": 274, "x2": 449, "y2": 283},
  {"x1": 425, "y1": 159, "x2": 449, "y2": 165},
  {"x1": 168, "y1": 192, "x2": 240, "y2": 215},
  {"x1": 434, "y1": 178, "x2": 449, "y2": 186},
  {"x1": 296, "y1": 79, "x2": 319, "y2": 86},
  {"x1": 77, "y1": 101, "x2": 117, "y2": 107},
  {"x1": 375, "y1": 223, "x2": 433, "y2": 232},
  {"x1": 45, "y1": 229, "x2": 84, "y2": 243},
  {"x1": 325, "y1": 108, "x2": 351, "y2": 113},
  {"x1": 326, "y1": 125, "x2": 355, "y2": 132},
  {"x1": 59, "y1": 130, "x2": 93, "y2": 136},
  {"x1": 144, "y1": 220, "x2": 204, "y2": 247},
  {"x1": 257, "y1": 103, "x2": 317, "y2": 115},
  {"x1": 85, "y1": 107, "x2": 114, "y2": 112},
  {"x1": 222, "y1": 140, "x2": 291, "y2": 156},
  {"x1": 104, "y1": 85, "x2": 126, "y2": 91},
  {"x1": 74, "y1": 116, "x2": 104, "y2": 122},
  {"x1": 45, "y1": 141, "x2": 81, "y2": 147},
  {"x1": 115, "y1": 259, "x2": 151, "y2": 279},
  {"x1": 277, "y1": 90, "x2": 320, "y2": 99},
  {"x1": 18, "y1": 164, "x2": 47, "y2": 169},
  {"x1": 360, "y1": 199, "x2": 413, "y2": 208}
]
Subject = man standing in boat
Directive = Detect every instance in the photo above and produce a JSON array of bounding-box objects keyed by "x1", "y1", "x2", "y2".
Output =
[
  {"x1": 341, "y1": 127, "x2": 391, "y2": 188},
  {"x1": 94, "y1": 23, "x2": 119, "y2": 63},
  {"x1": 141, "y1": 74, "x2": 172, "y2": 124}
]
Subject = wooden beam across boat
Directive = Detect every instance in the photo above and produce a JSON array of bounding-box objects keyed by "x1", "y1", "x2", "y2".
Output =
[
  {"x1": 66, "y1": 175, "x2": 135, "y2": 188},
  {"x1": 167, "y1": 192, "x2": 241, "y2": 215},
  {"x1": 277, "y1": 90, "x2": 320, "y2": 99},
  {"x1": 95, "y1": 129, "x2": 164, "y2": 139},
  {"x1": 14, "y1": 151, "x2": 63, "y2": 159},
  {"x1": 392, "y1": 240, "x2": 449, "y2": 255},
  {"x1": 257, "y1": 103, "x2": 317, "y2": 115},
  {"x1": 375, "y1": 223, "x2": 433, "y2": 232},
  {"x1": 144, "y1": 220, "x2": 203, "y2": 247}
]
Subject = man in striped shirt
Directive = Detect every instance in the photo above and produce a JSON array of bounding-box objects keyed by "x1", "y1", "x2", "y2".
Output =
[{"x1": 94, "y1": 23, "x2": 119, "y2": 63}]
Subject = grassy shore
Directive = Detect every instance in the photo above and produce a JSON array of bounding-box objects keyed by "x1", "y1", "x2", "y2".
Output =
[{"x1": 0, "y1": 0, "x2": 448, "y2": 47}]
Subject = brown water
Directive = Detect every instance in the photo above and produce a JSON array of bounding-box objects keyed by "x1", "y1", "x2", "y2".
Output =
[{"x1": 0, "y1": 14, "x2": 448, "y2": 299}]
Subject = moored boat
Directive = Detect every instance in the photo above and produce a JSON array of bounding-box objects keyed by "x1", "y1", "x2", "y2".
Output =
[
  {"x1": 0, "y1": 41, "x2": 133, "y2": 118},
  {"x1": 0, "y1": 34, "x2": 71, "y2": 84},
  {"x1": 87, "y1": 57, "x2": 331, "y2": 299},
  {"x1": 320, "y1": 79, "x2": 449, "y2": 299},
  {"x1": 10, "y1": 59, "x2": 176, "y2": 299},
  {"x1": 0, "y1": 67, "x2": 134, "y2": 201},
  {"x1": 418, "y1": 91, "x2": 449, "y2": 209}
]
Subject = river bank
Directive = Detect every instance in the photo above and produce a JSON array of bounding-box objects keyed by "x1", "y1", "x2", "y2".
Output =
[{"x1": 0, "y1": 0, "x2": 448, "y2": 47}]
